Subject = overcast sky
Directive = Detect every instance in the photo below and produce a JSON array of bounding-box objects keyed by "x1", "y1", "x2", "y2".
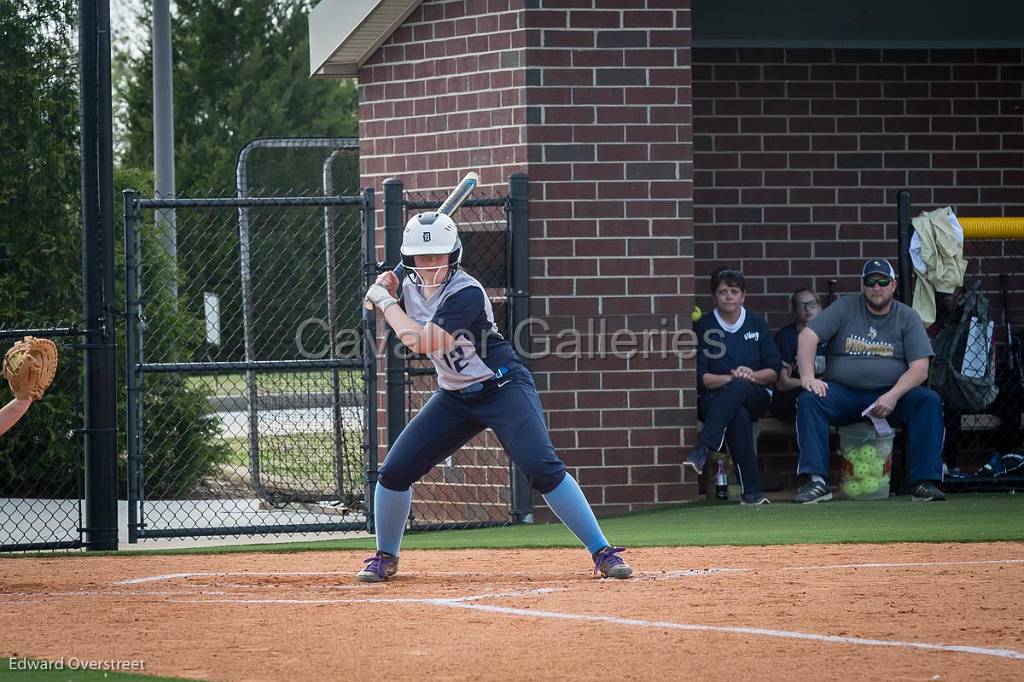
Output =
[{"x1": 111, "y1": 0, "x2": 151, "y2": 59}]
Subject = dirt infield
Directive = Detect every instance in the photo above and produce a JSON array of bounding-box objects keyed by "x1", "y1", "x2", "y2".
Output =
[{"x1": 2, "y1": 542, "x2": 1023, "y2": 681}]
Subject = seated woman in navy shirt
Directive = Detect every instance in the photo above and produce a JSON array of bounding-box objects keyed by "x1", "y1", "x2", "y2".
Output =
[{"x1": 686, "y1": 267, "x2": 782, "y2": 505}]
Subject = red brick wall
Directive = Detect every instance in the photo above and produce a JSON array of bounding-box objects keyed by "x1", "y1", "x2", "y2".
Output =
[
  {"x1": 359, "y1": 0, "x2": 698, "y2": 518},
  {"x1": 521, "y1": 3, "x2": 695, "y2": 515},
  {"x1": 693, "y1": 48, "x2": 1024, "y2": 331},
  {"x1": 359, "y1": 0, "x2": 528, "y2": 192}
]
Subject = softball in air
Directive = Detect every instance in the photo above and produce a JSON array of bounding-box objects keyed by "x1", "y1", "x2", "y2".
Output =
[{"x1": 691, "y1": 306, "x2": 702, "y2": 322}]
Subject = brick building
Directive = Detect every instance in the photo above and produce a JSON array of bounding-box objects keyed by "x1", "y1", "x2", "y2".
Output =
[{"x1": 309, "y1": 0, "x2": 1024, "y2": 516}]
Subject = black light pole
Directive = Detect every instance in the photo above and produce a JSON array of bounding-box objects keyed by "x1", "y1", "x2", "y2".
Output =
[{"x1": 79, "y1": 0, "x2": 119, "y2": 550}]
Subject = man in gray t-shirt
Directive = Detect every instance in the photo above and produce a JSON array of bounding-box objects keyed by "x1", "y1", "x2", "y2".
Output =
[{"x1": 791, "y1": 259, "x2": 945, "y2": 503}]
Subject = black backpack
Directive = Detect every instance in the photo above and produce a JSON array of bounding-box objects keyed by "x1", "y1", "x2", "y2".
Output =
[{"x1": 930, "y1": 280, "x2": 999, "y2": 412}]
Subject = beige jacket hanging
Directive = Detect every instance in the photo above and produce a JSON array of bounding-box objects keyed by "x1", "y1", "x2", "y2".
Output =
[{"x1": 910, "y1": 206, "x2": 967, "y2": 325}]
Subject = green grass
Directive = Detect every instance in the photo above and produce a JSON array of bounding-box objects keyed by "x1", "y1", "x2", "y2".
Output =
[
  {"x1": 5, "y1": 493, "x2": 1021, "y2": 559},
  {"x1": 186, "y1": 370, "x2": 360, "y2": 398},
  {"x1": 0, "y1": 658, "x2": 188, "y2": 681},
  {"x1": 219, "y1": 432, "x2": 363, "y2": 488}
]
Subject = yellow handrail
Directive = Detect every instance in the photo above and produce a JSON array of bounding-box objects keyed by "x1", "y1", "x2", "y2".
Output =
[{"x1": 958, "y1": 216, "x2": 1024, "y2": 240}]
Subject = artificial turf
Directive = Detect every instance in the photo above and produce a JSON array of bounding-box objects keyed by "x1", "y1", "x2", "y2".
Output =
[{"x1": 6, "y1": 492, "x2": 1019, "y2": 558}]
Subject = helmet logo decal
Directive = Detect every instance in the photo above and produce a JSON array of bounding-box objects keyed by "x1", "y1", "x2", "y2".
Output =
[{"x1": 422, "y1": 232, "x2": 431, "y2": 242}]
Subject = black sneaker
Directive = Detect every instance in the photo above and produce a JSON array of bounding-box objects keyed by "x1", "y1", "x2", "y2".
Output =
[
  {"x1": 740, "y1": 492, "x2": 770, "y2": 506},
  {"x1": 792, "y1": 479, "x2": 833, "y2": 504},
  {"x1": 684, "y1": 445, "x2": 709, "y2": 476},
  {"x1": 912, "y1": 481, "x2": 946, "y2": 502}
]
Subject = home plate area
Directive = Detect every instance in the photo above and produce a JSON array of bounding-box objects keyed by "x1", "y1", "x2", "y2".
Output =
[{"x1": 1, "y1": 544, "x2": 1022, "y2": 680}]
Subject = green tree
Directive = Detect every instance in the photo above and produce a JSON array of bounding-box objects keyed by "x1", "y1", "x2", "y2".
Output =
[
  {"x1": 120, "y1": 0, "x2": 358, "y2": 195},
  {"x1": 0, "y1": 0, "x2": 82, "y2": 498},
  {"x1": 0, "y1": 0, "x2": 81, "y2": 321},
  {"x1": 118, "y1": 0, "x2": 362, "y2": 367},
  {"x1": 0, "y1": 1, "x2": 230, "y2": 500}
]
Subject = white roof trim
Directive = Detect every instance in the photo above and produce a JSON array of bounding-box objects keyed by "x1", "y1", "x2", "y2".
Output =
[{"x1": 308, "y1": 0, "x2": 422, "y2": 79}]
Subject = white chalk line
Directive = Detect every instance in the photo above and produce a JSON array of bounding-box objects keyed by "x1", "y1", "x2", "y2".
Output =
[
  {"x1": 0, "y1": 589, "x2": 231, "y2": 604},
  {"x1": 652, "y1": 558, "x2": 1024, "y2": 579},
  {"x1": 112, "y1": 558, "x2": 1024, "y2": 587},
  {"x1": 160, "y1": 589, "x2": 1024, "y2": 663},
  {"x1": 11, "y1": 557, "x2": 1024, "y2": 663},
  {"x1": 785, "y1": 558, "x2": 1024, "y2": 571},
  {"x1": 167, "y1": 587, "x2": 562, "y2": 606},
  {"x1": 439, "y1": 601, "x2": 1024, "y2": 662},
  {"x1": 115, "y1": 571, "x2": 351, "y2": 585}
]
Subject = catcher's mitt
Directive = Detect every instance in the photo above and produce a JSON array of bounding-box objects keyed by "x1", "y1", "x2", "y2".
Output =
[{"x1": 4, "y1": 336, "x2": 59, "y2": 401}]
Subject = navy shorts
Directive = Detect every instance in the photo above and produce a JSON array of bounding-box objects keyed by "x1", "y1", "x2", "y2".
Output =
[{"x1": 377, "y1": 367, "x2": 567, "y2": 494}]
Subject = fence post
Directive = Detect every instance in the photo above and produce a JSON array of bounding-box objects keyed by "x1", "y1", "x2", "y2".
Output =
[
  {"x1": 381, "y1": 178, "x2": 407, "y2": 528},
  {"x1": 507, "y1": 173, "x2": 534, "y2": 524},
  {"x1": 897, "y1": 190, "x2": 912, "y2": 305},
  {"x1": 362, "y1": 187, "x2": 379, "y2": 533},
  {"x1": 124, "y1": 190, "x2": 141, "y2": 544},
  {"x1": 79, "y1": 0, "x2": 119, "y2": 551}
]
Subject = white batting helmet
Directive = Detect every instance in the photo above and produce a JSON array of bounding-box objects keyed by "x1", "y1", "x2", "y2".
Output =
[{"x1": 401, "y1": 212, "x2": 463, "y2": 287}]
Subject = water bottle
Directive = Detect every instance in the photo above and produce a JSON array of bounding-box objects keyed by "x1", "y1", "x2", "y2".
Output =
[{"x1": 715, "y1": 458, "x2": 729, "y2": 500}]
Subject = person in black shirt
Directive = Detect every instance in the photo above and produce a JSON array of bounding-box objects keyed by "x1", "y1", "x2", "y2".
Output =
[
  {"x1": 686, "y1": 267, "x2": 782, "y2": 504},
  {"x1": 771, "y1": 288, "x2": 828, "y2": 421}
]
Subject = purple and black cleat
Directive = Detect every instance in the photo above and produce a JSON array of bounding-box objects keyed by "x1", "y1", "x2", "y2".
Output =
[
  {"x1": 593, "y1": 546, "x2": 633, "y2": 579},
  {"x1": 356, "y1": 550, "x2": 399, "y2": 583}
]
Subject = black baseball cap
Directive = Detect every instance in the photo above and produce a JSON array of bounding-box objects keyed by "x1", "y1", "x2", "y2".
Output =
[{"x1": 862, "y1": 259, "x2": 896, "y2": 279}]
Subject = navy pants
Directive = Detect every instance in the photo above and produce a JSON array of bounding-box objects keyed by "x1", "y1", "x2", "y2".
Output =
[
  {"x1": 796, "y1": 383, "x2": 944, "y2": 485},
  {"x1": 378, "y1": 368, "x2": 566, "y2": 494},
  {"x1": 697, "y1": 379, "x2": 771, "y2": 495}
]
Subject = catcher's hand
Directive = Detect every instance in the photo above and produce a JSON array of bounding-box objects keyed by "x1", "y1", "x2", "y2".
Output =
[{"x1": 4, "y1": 336, "x2": 59, "y2": 401}]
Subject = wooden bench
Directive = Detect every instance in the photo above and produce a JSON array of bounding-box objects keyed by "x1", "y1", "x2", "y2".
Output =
[
  {"x1": 695, "y1": 413, "x2": 1018, "y2": 495},
  {"x1": 717, "y1": 413, "x2": 1011, "y2": 446}
]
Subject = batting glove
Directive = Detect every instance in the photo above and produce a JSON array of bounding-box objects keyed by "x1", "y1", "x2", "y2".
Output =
[{"x1": 365, "y1": 284, "x2": 398, "y2": 312}]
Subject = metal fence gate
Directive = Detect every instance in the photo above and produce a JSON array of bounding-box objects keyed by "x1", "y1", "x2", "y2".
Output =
[
  {"x1": 124, "y1": 187, "x2": 378, "y2": 541},
  {"x1": 376, "y1": 174, "x2": 532, "y2": 531}
]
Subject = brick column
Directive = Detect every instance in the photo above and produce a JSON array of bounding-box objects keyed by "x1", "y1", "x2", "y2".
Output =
[
  {"x1": 522, "y1": 3, "x2": 696, "y2": 514},
  {"x1": 358, "y1": 0, "x2": 698, "y2": 518}
]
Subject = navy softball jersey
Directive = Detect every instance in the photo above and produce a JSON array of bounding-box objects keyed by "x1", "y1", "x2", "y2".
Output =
[
  {"x1": 695, "y1": 308, "x2": 782, "y2": 395},
  {"x1": 402, "y1": 270, "x2": 521, "y2": 390},
  {"x1": 377, "y1": 271, "x2": 564, "y2": 495}
]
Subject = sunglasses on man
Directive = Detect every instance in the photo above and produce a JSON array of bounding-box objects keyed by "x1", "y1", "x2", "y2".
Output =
[{"x1": 863, "y1": 276, "x2": 892, "y2": 288}]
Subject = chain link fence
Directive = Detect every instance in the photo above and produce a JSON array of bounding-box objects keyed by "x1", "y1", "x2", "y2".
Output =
[
  {"x1": 931, "y1": 275, "x2": 1024, "y2": 492},
  {"x1": 124, "y1": 140, "x2": 379, "y2": 540},
  {"x1": 0, "y1": 328, "x2": 85, "y2": 551}
]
